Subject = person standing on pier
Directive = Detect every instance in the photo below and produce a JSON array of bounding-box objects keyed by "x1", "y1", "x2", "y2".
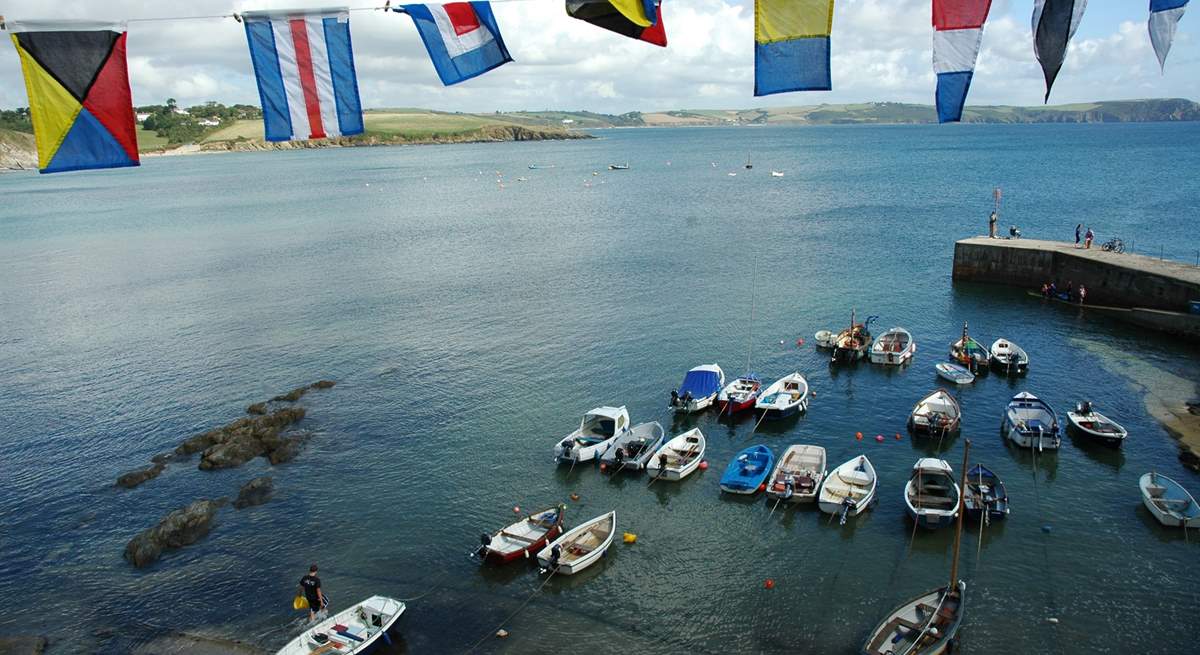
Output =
[
  {"x1": 1075, "y1": 223, "x2": 1082, "y2": 247},
  {"x1": 989, "y1": 211, "x2": 997, "y2": 238},
  {"x1": 299, "y1": 564, "x2": 325, "y2": 622},
  {"x1": 1085, "y1": 227, "x2": 1094, "y2": 249}
]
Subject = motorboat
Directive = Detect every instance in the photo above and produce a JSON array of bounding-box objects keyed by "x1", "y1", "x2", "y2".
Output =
[
  {"x1": 645, "y1": 428, "x2": 706, "y2": 482},
  {"x1": 600, "y1": 422, "x2": 666, "y2": 472},
  {"x1": 475, "y1": 505, "x2": 565, "y2": 565},
  {"x1": 754, "y1": 372, "x2": 809, "y2": 419},
  {"x1": 669, "y1": 364, "x2": 725, "y2": 413},
  {"x1": 870, "y1": 327, "x2": 915, "y2": 366},
  {"x1": 990, "y1": 338, "x2": 1028, "y2": 375},
  {"x1": 719, "y1": 445, "x2": 774, "y2": 494},
  {"x1": 275, "y1": 596, "x2": 405, "y2": 655},
  {"x1": 963, "y1": 464, "x2": 1009, "y2": 523},
  {"x1": 1067, "y1": 401, "x2": 1128, "y2": 447},
  {"x1": 818, "y1": 455, "x2": 877, "y2": 522},
  {"x1": 904, "y1": 458, "x2": 960, "y2": 529},
  {"x1": 1139, "y1": 472, "x2": 1200, "y2": 528},
  {"x1": 536, "y1": 511, "x2": 616, "y2": 575},
  {"x1": 949, "y1": 321, "x2": 989, "y2": 372},
  {"x1": 935, "y1": 362, "x2": 975, "y2": 385},
  {"x1": 766, "y1": 445, "x2": 826, "y2": 504},
  {"x1": 717, "y1": 375, "x2": 761, "y2": 415},
  {"x1": 608, "y1": 163, "x2": 630, "y2": 170},
  {"x1": 553, "y1": 406, "x2": 629, "y2": 465},
  {"x1": 831, "y1": 310, "x2": 874, "y2": 364},
  {"x1": 1002, "y1": 392, "x2": 1061, "y2": 451},
  {"x1": 908, "y1": 390, "x2": 961, "y2": 436}
]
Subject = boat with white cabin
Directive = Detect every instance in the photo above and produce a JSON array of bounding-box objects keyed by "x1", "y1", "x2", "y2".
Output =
[
  {"x1": 754, "y1": 372, "x2": 809, "y2": 419},
  {"x1": 669, "y1": 364, "x2": 725, "y2": 413},
  {"x1": 599, "y1": 421, "x2": 666, "y2": 472},
  {"x1": 818, "y1": 455, "x2": 877, "y2": 521},
  {"x1": 908, "y1": 389, "x2": 961, "y2": 436},
  {"x1": 766, "y1": 444, "x2": 826, "y2": 504},
  {"x1": 990, "y1": 338, "x2": 1028, "y2": 375},
  {"x1": 536, "y1": 511, "x2": 616, "y2": 575},
  {"x1": 1139, "y1": 472, "x2": 1200, "y2": 528},
  {"x1": 1066, "y1": 401, "x2": 1128, "y2": 447},
  {"x1": 275, "y1": 596, "x2": 405, "y2": 655},
  {"x1": 645, "y1": 428, "x2": 705, "y2": 481},
  {"x1": 870, "y1": 327, "x2": 915, "y2": 366},
  {"x1": 904, "y1": 458, "x2": 960, "y2": 529},
  {"x1": 553, "y1": 406, "x2": 629, "y2": 465},
  {"x1": 1002, "y1": 392, "x2": 1061, "y2": 451}
]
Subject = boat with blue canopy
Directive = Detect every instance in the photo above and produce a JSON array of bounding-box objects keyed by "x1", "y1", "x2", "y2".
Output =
[
  {"x1": 719, "y1": 444, "x2": 774, "y2": 494},
  {"x1": 669, "y1": 363, "x2": 725, "y2": 413}
]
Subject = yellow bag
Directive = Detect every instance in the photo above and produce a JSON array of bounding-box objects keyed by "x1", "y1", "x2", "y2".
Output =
[{"x1": 293, "y1": 595, "x2": 309, "y2": 610}]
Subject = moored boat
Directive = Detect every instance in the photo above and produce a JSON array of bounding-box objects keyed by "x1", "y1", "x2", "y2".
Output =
[
  {"x1": 275, "y1": 596, "x2": 405, "y2": 655},
  {"x1": 754, "y1": 372, "x2": 809, "y2": 419},
  {"x1": 908, "y1": 389, "x2": 961, "y2": 436},
  {"x1": 1067, "y1": 401, "x2": 1128, "y2": 447},
  {"x1": 475, "y1": 505, "x2": 566, "y2": 565},
  {"x1": 717, "y1": 375, "x2": 761, "y2": 415},
  {"x1": 766, "y1": 444, "x2": 826, "y2": 504},
  {"x1": 814, "y1": 330, "x2": 836, "y2": 349},
  {"x1": 990, "y1": 338, "x2": 1029, "y2": 375},
  {"x1": 870, "y1": 327, "x2": 915, "y2": 366},
  {"x1": 963, "y1": 464, "x2": 1009, "y2": 522},
  {"x1": 949, "y1": 321, "x2": 988, "y2": 372},
  {"x1": 600, "y1": 422, "x2": 666, "y2": 472},
  {"x1": 1002, "y1": 392, "x2": 1061, "y2": 451},
  {"x1": 646, "y1": 428, "x2": 706, "y2": 481},
  {"x1": 935, "y1": 362, "x2": 975, "y2": 385},
  {"x1": 608, "y1": 163, "x2": 629, "y2": 170},
  {"x1": 719, "y1": 444, "x2": 774, "y2": 494},
  {"x1": 536, "y1": 511, "x2": 616, "y2": 575},
  {"x1": 904, "y1": 458, "x2": 960, "y2": 529},
  {"x1": 669, "y1": 364, "x2": 725, "y2": 413},
  {"x1": 831, "y1": 310, "x2": 874, "y2": 364},
  {"x1": 818, "y1": 455, "x2": 877, "y2": 522},
  {"x1": 1139, "y1": 472, "x2": 1200, "y2": 528},
  {"x1": 553, "y1": 406, "x2": 629, "y2": 465}
]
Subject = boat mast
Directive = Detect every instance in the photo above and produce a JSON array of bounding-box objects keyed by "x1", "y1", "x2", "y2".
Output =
[{"x1": 948, "y1": 439, "x2": 971, "y2": 591}]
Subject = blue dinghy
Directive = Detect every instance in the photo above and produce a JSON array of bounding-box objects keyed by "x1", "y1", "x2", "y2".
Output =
[{"x1": 719, "y1": 445, "x2": 774, "y2": 494}]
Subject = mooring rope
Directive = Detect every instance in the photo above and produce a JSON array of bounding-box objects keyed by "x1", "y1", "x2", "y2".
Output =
[{"x1": 463, "y1": 568, "x2": 558, "y2": 653}]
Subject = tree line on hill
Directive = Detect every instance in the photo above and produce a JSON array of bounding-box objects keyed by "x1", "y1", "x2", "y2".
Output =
[{"x1": 138, "y1": 100, "x2": 262, "y2": 144}]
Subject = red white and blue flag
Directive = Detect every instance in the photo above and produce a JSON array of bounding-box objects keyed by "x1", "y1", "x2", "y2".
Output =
[
  {"x1": 933, "y1": 1, "x2": 992, "y2": 124},
  {"x1": 399, "y1": 3, "x2": 512, "y2": 86},
  {"x1": 242, "y1": 8, "x2": 364, "y2": 141}
]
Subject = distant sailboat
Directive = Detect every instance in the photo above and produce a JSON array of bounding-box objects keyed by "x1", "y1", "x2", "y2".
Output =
[{"x1": 745, "y1": 152, "x2": 753, "y2": 169}]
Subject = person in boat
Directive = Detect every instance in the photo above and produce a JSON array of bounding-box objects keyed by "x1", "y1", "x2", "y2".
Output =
[
  {"x1": 1048, "y1": 281, "x2": 1057, "y2": 298},
  {"x1": 298, "y1": 564, "x2": 325, "y2": 622},
  {"x1": 988, "y1": 211, "x2": 997, "y2": 238},
  {"x1": 1040, "y1": 282, "x2": 1050, "y2": 298}
]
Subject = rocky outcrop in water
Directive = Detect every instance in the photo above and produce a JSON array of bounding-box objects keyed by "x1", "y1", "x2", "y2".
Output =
[
  {"x1": 124, "y1": 498, "x2": 227, "y2": 568},
  {"x1": 234, "y1": 476, "x2": 274, "y2": 509},
  {"x1": 116, "y1": 463, "x2": 167, "y2": 489},
  {"x1": 0, "y1": 636, "x2": 47, "y2": 654}
]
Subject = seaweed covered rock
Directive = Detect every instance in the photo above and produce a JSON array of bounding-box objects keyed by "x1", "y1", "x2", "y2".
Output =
[
  {"x1": 246, "y1": 402, "x2": 267, "y2": 415},
  {"x1": 116, "y1": 463, "x2": 166, "y2": 489},
  {"x1": 234, "y1": 476, "x2": 274, "y2": 509},
  {"x1": 267, "y1": 433, "x2": 311, "y2": 465},
  {"x1": 310, "y1": 380, "x2": 337, "y2": 390},
  {"x1": 183, "y1": 408, "x2": 307, "y2": 470},
  {"x1": 271, "y1": 386, "x2": 309, "y2": 403},
  {"x1": 124, "y1": 498, "x2": 227, "y2": 567}
]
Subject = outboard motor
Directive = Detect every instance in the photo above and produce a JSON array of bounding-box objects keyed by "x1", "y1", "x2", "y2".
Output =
[
  {"x1": 549, "y1": 544, "x2": 562, "y2": 570},
  {"x1": 475, "y1": 533, "x2": 491, "y2": 558},
  {"x1": 670, "y1": 389, "x2": 680, "y2": 407},
  {"x1": 1079, "y1": 400, "x2": 1092, "y2": 415},
  {"x1": 682, "y1": 391, "x2": 693, "y2": 407},
  {"x1": 614, "y1": 447, "x2": 625, "y2": 463},
  {"x1": 558, "y1": 439, "x2": 574, "y2": 460}
]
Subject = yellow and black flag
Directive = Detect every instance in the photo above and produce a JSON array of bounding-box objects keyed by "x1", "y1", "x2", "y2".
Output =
[
  {"x1": 8, "y1": 20, "x2": 139, "y2": 173},
  {"x1": 566, "y1": 0, "x2": 667, "y2": 47}
]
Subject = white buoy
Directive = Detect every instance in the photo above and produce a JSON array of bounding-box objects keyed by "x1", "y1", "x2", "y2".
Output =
[{"x1": 1046, "y1": 617, "x2": 1059, "y2": 625}]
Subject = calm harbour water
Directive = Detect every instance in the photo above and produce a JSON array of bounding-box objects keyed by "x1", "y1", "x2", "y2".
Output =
[{"x1": 1, "y1": 123, "x2": 1199, "y2": 654}]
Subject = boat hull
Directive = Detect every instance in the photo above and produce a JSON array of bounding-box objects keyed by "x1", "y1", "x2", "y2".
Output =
[
  {"x1": 906, "y1": 508, "x2": 957, "y2": 530},
  {"x1": 717, "y1": 396, "x2": 757, "y2": 414},
  {"x1": 862, "y1": 582, "x2": 966, "y2": 655},
  {"x1": 536, "y1": 512, "x2": 616, "y2": 575},
  {"x1": 1003, "y1": 419, "x2": 1061, "y2": 450},
  {"x1": 1067, "y1": 412, "x2": 1127, "y2": 447},
  {"x1": 760, "y1": 401, "x2": 804, "y2": 420}
]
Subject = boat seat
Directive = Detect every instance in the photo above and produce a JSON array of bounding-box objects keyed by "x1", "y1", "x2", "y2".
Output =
[
  {"x1": 911, "y1": 494, "x2": 957, "y2": 507},
  {"x1": 840, "y1": 469, "x2": 871, "y2": 485},
  {"x1": 500, "y1": 530, "x2": 538, "y2": 543},
  {"x1": 1146, "y1": 484, "x2": 1167, "y2": 498},
  {"x1": 894, "y1": 617, "x2": 925, "y2": 631}
]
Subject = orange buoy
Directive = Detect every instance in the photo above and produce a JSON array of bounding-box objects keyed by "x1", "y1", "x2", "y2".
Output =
[
  {"x1": 699, "y1": 460, "x2": 709, "y2": 470},
  {"x1": 570, "y1": 493, "x2": 580, "y2": 501},
  {"x1": 764, "y1": 579, "x2": 775, "y2": 589},
  {"x1": 895, "y1": 433, "x2": 902, "y2": 440},
  {"x1": 855, "y1": 432, "x2": 863, "y2": 440}
]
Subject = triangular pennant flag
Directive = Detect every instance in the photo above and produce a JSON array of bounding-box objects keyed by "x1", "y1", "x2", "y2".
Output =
[
  {"x1": 755, "y1": 0, "x2": 834, "y2": 96},
  {"x1": 399, "y1": 2, "x2": 514, "y2": 85},
  {"x1": 566, "y1": 0, "x2": 666, "y2": 46},
  {"x1": 1032, "y1": 0, "x2": 1087, "y2": 102},
  {"x1": 1148, "y1": 0, "x2": 1190, "y2": 72},
  {"x1": 933, "y1": 0, "x2": 993, "y2": 123}
]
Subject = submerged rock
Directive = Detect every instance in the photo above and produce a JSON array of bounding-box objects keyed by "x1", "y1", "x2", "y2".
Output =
[
  {"x1": 246, "y1": 402, "x2": 267, "y2": 415},
  {"x1": 271, "y1": 386, "x2": 309, "y2": 403},
  {"x1": 234, "y1": 476, "x2": 274, "y2": 509},
  {"x1": 0, "y1": 636, "x2": 47, "y2": 654},
  {"x1": 182, "y1": 408, "x2": 306, "y2": 470},
  {"x1": 124, "y1": 498, "x2": 227, "y2": 568},
  {"x1": 310, "y1": 380, "x2": 337, "y2": 389},
  {"x1": 116, "y1": 463, "x2": 166, "y2": 489}
]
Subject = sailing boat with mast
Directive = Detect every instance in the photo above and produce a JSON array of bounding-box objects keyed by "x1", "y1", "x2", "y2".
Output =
[
  {"x1": 949, "y1": 321, "x2": 989, "y2": 372},
  {"x1": 831, "y1": 309, "x2": 874, "y2": 364},
  {"x1": 718, "y1": 257, "x2": 762, "y2": 415},
  {"x1": 862, "y1": 440, "x2": 971, "y2": 655}
]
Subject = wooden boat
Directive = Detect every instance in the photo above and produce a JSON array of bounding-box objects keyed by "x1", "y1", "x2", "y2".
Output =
[
  {"x1": 717, "y1": 375, "x2": 761, "y2": 415},
  {"x1": 600, "y1": 421, "x2": 666, "y2": 472},
  {"x1": 904, "y1": 458, "x2": 959, "y2": 529},
  {"x1": 669, "y1": 363, "x2": 725, "y2": 413},
  {"x1": 275, "y1": 596, "x2": 405, "y2": 655},
  {"x1": 908, "y1": 389, "x2": 961, "y2": 436},
  {"x1": 1002, "y1": 392, "x2": 1061, "y2": 451},
  {"x1": 719, "y1": 444, "x2": 774, "y2": 495},
  {"x1": 1139, "y1": 472, "x2": 1200, "y2": 528},
  {"x1": 989, "y1": 338, "x2": 1028, "y2": 375},
  {"x1": 818, "y1": 455, "x2": 877, "y2": 522},
  {"x1": 553, "y1": 406, "x2": 629, "y2": 465},
  {"x1": 1067, "y1": 401, "x2": 1128, "y2": 447},
  {"x1": 949, "y1": 321, "x2": 988, "y2": 372},
  {"x1": 863, "y1": 441, "x2": 971, "y2": 655},
  {"x1": 831, "y1": 309, "x2": 874, "y2": 364},
  {"x1": 935, "y1": 362, "x2": 974, "y2": 385},
  {"x1": 608, "y1": 163, "x2": 630, "y2": 170},
  {"x1": 645, "y1": 428, "x2": 705, "y2": 481},
  {"x1": 754, "y1": 372, "x2": 809, "y2": 419},
  {"x1": 766, "y1": 445, "x2": 826, "y2": 504},
  {"x1": 814, "y1": 330, "x2": 836, "y2": 349},
  {"x1": 536, "y1": 511, "x2": 616, "y2": 575},
  {"x1": 476, "y1": 505, "x2": 565, "y2": 565},
  {"x1": 963, "y1": 464, "x2": 1009, "y2": 522},
  {"x1": 870, "y1": 327, "x2": 915, "y2": 366}
]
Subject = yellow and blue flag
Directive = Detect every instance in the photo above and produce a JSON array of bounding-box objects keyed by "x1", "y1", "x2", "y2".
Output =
[{"x1": 754, "y1": 0, "x2": 834, "y2": 96}]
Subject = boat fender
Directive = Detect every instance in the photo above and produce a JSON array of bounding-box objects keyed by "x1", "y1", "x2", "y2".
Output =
[
  {"x1": 623, "y1": 532, "x2": 637, "y2": 544},
  {"x1": 757, "y1": 483, "x2": 767, "y2": 493},
  {"x1": 796, "y1": 338, "x2": 804, "y2": 346}
]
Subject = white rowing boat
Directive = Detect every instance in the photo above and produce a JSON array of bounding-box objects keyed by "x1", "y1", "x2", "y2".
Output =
[
  {"x1": 818, "y1": 455, "x2": 876, "y2": 521},
  {"x1": 536, "y1": 511, "x2": 616, "y2": 575},
  {"x1": 275, "y1": 596, "x2": 405, "y2": 655},
  {"x1": 645, "y1": 428, "x2": 706, "y2": 481},
  {"x1": 1139, "y1": 472, "x2": 1200, "y2": 528},
  {"x1": 766, "y1": 444, "x2": 826, "y2": 504}
]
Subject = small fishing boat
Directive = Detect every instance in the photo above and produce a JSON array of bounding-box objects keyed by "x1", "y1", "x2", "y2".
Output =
[
  {"x1": 1002, "y1": 392, "x2": 1061, "y2": 451},
  {"x1": 990, "y1": 338, "x2": 1028, "y2": 375},
  {"x1": 908, "y1": 389, "x2": 961, "y2": 436},
  {"x1": 1139, "y1": 472, "x2": 1200, "y2": 528},
  {"x1": 935, "y1": 362, "x2": 975, "y2": 385},
  {"x1": 645, "y1": 428, "x2": 705, "y2": 481},
  {"x1": 717, "y1": 374, "x2": 761, "y2": 415},
  {"x1": 904, "y1": 458, "x2": 960, "y2": 529},
  {"x1": 1067, "y1": 401, "x2": 1128, "y2": 447},
  {"x1": 770, "y1": 170, "x2": 785, "y2": 177},
  {"x1": 475, "y1": 505, "x2": 565, "y2": 565},
  {"x1": 754, "y1": 372, "x2": 809, "y2": 419},
  {"x1": 766, "y1": 445, "x2": 826, "y2": 504},
  {"x1": 719, "y1": 444, "x2": 774, "y2": 494},
  {"x1": 536, "y1": 511, "x2": 616, "y2": 575},
  {"x1": 814, "y1": 330, "x2": 836, "y2": 349},
  {"x1": 608, "y1": 163, "x2": 630, "y2": 170},
  {"x1": 600, "y1": 422, "x2": 666, "y2": 472},
  {"x1": 669, "y1": 364, "x2": 725, "y2": 413},
  {"x1": 870, "y1": 327, "x2": 916, "y2": 366},
  {"x1": 275, "y1": 596, "x2": 406, "y2": 655},
  {"x1": 553, "y1": 406, "x2": 629, "y2": 465},
  {"x1": 818, "y1": 455, "x2": 877, "y2": 522},
  {"x1": 527, "y1": 164, "x2": 555, "y2": 169},
  {"x1": 963, "y1": 464, "x2": 1009, "y2": 522},
  {"x1": 949, "y1": 321, "x2": 989, "y2": 372},
  {"x1": 864, "y1": 441, "x2": 971, "y2": 655},
  {"x1": 831, "y1": 310, "x2": 874, "y2": 364}
]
